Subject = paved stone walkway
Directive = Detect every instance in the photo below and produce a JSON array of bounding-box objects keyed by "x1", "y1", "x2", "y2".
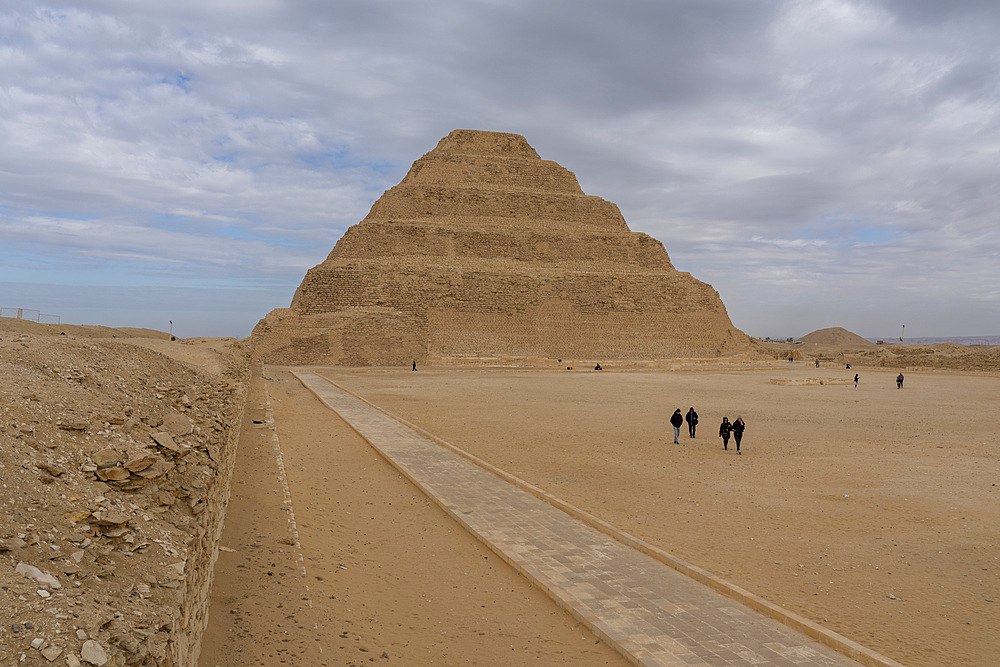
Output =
[{"x1": 295, "y1": 371, "x2": 869, "y2": 667}]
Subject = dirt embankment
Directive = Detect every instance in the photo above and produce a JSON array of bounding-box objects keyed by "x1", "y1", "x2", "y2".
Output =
[
  {"x1": 754, "y1": 336, "x2": 1000, "y2": 373},
  {"x1": 0, "y1": 319, "x2": 171, "y2": 341},
  {"x1": 0, "y1": 326, "x2": 249, "y2": 667},
  {"x1": 844, "y1": 343, "x2": 1000, "y2": 372}
]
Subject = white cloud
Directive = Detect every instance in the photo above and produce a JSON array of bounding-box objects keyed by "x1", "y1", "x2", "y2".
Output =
[{"x1": 1, "y1": 0, "x2": 998, "y2": 337}]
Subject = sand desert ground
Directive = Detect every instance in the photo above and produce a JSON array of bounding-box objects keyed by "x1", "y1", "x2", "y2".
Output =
[
  {"x1": 2, "y1": 321, "x2": 998, "y2": 666},
  {"x1": 208, "y1": 359, "x2": 998, "y2": 666}
]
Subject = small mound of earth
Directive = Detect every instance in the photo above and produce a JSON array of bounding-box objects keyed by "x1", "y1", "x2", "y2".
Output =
[
  {"x1": 0, "y1": 318, "x2": 171, "y2": 340},
  {"x1": 798, "y1": 327, "x2": 875, "y2": 347}
]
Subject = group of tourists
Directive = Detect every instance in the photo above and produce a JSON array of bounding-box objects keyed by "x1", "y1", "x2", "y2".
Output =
[
  {"x1": 669, "y1": 407, "x2": 746, "y2": 454},
  {"x1": 851, "y1": 372, "x2": 905, "y2": 389}
]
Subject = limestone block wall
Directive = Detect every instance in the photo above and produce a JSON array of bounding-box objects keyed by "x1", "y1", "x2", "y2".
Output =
[
  {"x1": 253, "y1": 309, "x2": 426, "y2": 366},
  {"x1": 429, "y1": 129, "x2": 542, "y2": 159},
  {"x1": 364, "y1": 185, "x2": 629, "y2": 232},
  {"x1": 258, "y1": 260, "x2": 747, "y2": 365},
  {"x1": 402, "y1": 154, "x2": 584, "y2": 194},
  {"x1": 169, "y1": 366, "x2": 249, "y2": 666},
  {"x1": 324, "y1": 223, "x2": 673, "y2": 270}
]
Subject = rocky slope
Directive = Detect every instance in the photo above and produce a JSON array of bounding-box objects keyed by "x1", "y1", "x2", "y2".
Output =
[{"x1": 0, "y1": 328, "x2": 248, "y2": 667}]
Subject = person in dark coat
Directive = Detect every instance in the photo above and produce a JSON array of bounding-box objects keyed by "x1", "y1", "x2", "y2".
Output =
[
  {"x1": 412, "y1": 360, "x2": 417, "y2": 371},
  {"x1": 854, "y1": 373, "x2": 859, "y2": 389},
  {"x1": 896, "y1": 373, "x2": 904, "y2": 389},
  {"x1": 670, "y1": 408, "x2": 684, "y2": 444},
  {"x1": 719, "y1": 417, "x2": 731, "y2": 450},
  {"x1": 685, "y1": 407, "x2": 699, "y2": 438},
  {"x1": 732, "y1": 416, "x2": 746, "y2": 454}
]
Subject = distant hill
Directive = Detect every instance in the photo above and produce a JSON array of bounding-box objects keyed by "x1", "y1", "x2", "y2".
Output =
[
  {"x1": 865, "y1": 336, "x2": 1000, "y2": 346},
  {"x1": 799, "y1": 327, "x2": 875, "y2": 347}
]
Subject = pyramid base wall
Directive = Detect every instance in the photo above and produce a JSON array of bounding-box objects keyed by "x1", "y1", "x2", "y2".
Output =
[{"x1": 251, "y1": 305, "x2": 753, "y2": 367}]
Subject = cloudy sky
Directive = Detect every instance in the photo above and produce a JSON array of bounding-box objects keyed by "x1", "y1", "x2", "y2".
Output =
[{"x1": 2, "y1": 0, "x2": 998, "y2": 339}]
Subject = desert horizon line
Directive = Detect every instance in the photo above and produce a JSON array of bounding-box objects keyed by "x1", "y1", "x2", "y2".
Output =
[{"x1": 3, "y1": 309, "x2": 997, "y2": 345}]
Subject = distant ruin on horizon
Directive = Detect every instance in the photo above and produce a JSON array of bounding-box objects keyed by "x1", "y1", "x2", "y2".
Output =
[{"x1": 252, "y1": 129, "x2": 753, "y2": 366}]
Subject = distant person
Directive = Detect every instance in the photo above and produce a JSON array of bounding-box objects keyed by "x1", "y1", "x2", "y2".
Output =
[
  {"x1": 685, "y1": 407, "x2": 699, "y2": 438},
  {"x1": 896, "y1": 373, "x2": 904, "y2": 389},
  {"x1": 788, "y1": 355, "x2": 794, "y2": 363},
  {"x1": 595, "y1": 363, "x2": 602, "y2": 370},
  {"x1": 732, "y1": 416, "x2": 746, "y2": 454},
  {"x1": 670, "y1": 408, "x2": 684, "y2": 444},
  {"x1": 719, "y1": 417, "x2": 732, "y2": 451},
  {"x1": 854, "y1": 373, "x2": 859, "y2": 389},
  {"x1": 412, "y1": 360, "x2": 417, "y2": 371},
  {"x1": 815, "y1": 359, "x2": 820, "y2": 368},
  {"x1": 845, "y1": 363, "x2": 851, "y2": 369}
]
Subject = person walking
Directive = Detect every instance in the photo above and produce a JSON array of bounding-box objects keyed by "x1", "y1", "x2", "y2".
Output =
[
  {"x1": 854, "y1": 373, "x2": 859, "y2": 389},
  {"x1": 670, "y1": 408, "x2": 684, "y2": 444},
  {"x1": 732, "y1": 416, "x2": 746, "y2": 454},
  {"x1": 719, "y1": 417, "x2": 731, "y2": 451},
  {"x1": 412, "y1": 360, "x2": 417, "y2": 371},
  {"x1": 896, "y1": 373, "x2": 904, "y2": 389},
  {"x1": 685, "y1": 407, "x2": 699, "y2": 438}
]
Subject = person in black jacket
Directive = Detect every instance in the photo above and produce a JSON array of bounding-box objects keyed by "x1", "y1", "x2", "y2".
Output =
[
  {"x1": 685, "y1": 407, "x2": 699, "y2": 438},
  {"x1": 732, "y1": 416, "x2": 746, "y2": 454},
  {"x1": 719, "y1": 417, "x2": 731, "y2": 450},
  {"x1": 670, "y1": 408, "x2": 683, "y2": 444}
]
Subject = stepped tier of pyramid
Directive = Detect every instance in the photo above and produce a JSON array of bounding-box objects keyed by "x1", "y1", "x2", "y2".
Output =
[{"x1": 252, "y1": 130, "x2": 752, "y2": 365}]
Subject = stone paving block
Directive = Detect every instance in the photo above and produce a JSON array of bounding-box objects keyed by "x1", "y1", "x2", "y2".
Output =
[{"x1": 296, "y1": 371, "x2": 878, "y2": 667}]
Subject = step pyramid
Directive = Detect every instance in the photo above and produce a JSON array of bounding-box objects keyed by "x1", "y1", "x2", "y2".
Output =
[{"x1": 252, "y1": 130, "x2": 752, "y2": 365}]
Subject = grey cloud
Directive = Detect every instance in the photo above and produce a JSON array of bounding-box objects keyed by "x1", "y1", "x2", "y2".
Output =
[
  {"x1": 2, "y1": 0, "x2": 999, "y2": 336},
  {"x1": 876, "y1": 0, "x2": 1000, "y2": 27}
]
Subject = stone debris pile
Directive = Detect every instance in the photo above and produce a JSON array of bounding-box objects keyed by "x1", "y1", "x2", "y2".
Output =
[{"x1": 1, "y1": 332, "x2": 247, "y2": 666}]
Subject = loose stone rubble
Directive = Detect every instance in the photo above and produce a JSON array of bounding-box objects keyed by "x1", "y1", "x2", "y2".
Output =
[{"x1": 1, "y1": 331, "x2": 248, "y2": 667}]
